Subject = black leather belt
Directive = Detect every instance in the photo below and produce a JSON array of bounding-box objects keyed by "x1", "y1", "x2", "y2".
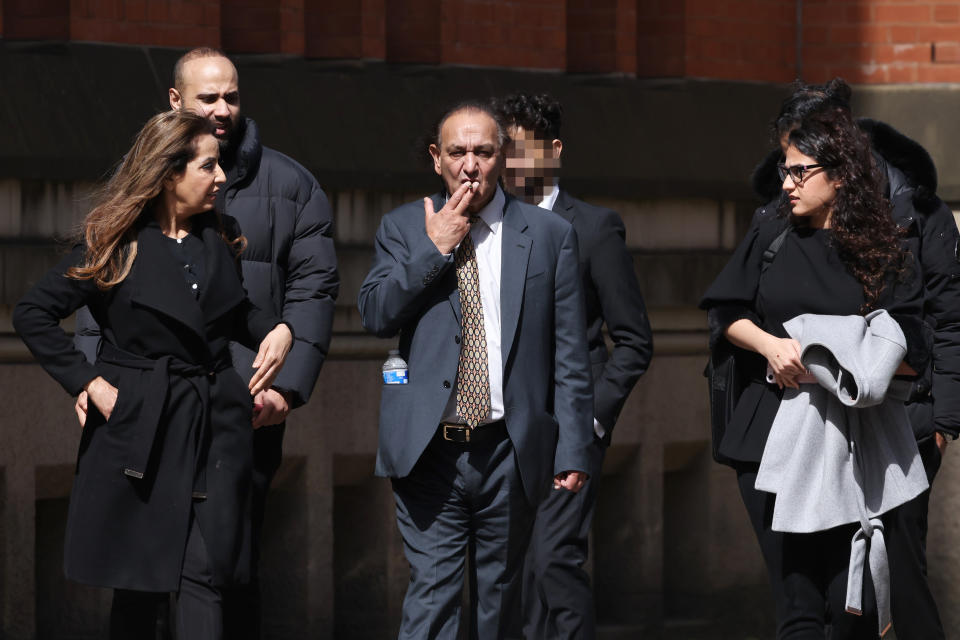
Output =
[{"x1": 439, "y1": 420, "x2": 507, "y2": 445}]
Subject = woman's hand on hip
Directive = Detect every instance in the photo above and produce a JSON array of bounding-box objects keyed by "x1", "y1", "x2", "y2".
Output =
[
  {"x1": 75, "y1": 391, "x2": 88, "y2": 427},
  {"x1": 249, "y1": 323, "x2": 293, "y2": 396},
  {"x1": 83, "y1": 376, "x2": 119, "y2": 421}
]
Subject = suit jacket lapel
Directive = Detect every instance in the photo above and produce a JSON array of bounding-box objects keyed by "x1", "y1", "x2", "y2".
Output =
[
  {"x1": 553, "y1": 188, "x2": 577, "y2": 224},
  {"x1": 130, "y1": 223, "x2": 207, "y2": 338},
  {"x1": 500, "y1": 197, "x2": 531, "y2": 367}
]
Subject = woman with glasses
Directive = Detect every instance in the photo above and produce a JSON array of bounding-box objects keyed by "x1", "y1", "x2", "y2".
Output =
[
  {"x1": 700, "y1": 102, "x2": 929, "y2": 637},
  {"x1": 13, "y1": 110, "x2": 293, "y2": 639}
]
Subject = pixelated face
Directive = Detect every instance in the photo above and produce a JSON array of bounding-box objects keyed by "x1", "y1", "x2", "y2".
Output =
[
  {"x1": 429, "y1": 109, "x2": 503, "y2": 214},
  {"x1": 170, "y1": 56, "x2": 241, "y2": 149},
  {"x1": 781, "y1": 144, "x2": 839, "y2": 228},
  {"x1": 503, "y1": 125, "x2": 561, "y2": 204}
]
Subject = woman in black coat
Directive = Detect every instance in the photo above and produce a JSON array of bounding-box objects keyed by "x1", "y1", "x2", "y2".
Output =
[
  {"x1": 747, "y1": 80, "x2": 953, "y2": 639},
  {"x1": 13, "y1": 110, "x2": 292, "y2": 639},
  {"x1": 700, "y1": 105, "x2": 929, "y2": 638}
]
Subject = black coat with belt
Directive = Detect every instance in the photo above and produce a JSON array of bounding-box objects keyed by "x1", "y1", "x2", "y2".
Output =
[{"x1": 13, "y1": 213, "x2": 280, "y2": 592}]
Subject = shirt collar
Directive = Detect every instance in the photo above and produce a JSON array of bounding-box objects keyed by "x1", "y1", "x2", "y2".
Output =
[
  {"x1": 475, "y1": 186, "x2": 504, "y2": 234},
  {"x1": 537, "y1": 180, "x2": 560, "y2": 211}
]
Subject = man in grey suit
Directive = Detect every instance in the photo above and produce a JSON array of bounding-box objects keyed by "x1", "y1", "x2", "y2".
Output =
[{"x1": 358, "y1": 101, "x2": 594, "y2": 639}]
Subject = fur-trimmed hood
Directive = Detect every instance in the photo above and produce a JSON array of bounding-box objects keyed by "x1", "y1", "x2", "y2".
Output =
[{"x1": 752, "y1": 118, "x2": 941, "y2": 214}]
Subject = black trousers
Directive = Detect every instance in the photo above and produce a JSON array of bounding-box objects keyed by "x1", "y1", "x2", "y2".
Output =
[
  {"x1": 738, "y1": 435, "x2": 944, "y2": 640},
  {"x1": 115, "y1": 426, "x2": 284, "y2": 640},
  {"x1": 878, "y1": 435, "x2": 944, "y2": 640},
  {"x1": 110, "y1": 514, "x2": 221, "y2": 640},
  {"x1": 221, "y1": 423, "x2": 285, "y2": 640},
  {"x1": 522, "y1": 434, "x2": 605, "y2": 640},
  {"x1": 737, "y1": 467, "x2": 879, "y2": 639}
]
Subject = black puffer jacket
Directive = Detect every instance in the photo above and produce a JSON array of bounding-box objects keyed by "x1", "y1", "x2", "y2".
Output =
[
  {"x1": 752, "y1": 119, "x2": 960, "y2": 440},
  {"x1": 221, "y1": 118, "x2": 339, "y2": 408}
]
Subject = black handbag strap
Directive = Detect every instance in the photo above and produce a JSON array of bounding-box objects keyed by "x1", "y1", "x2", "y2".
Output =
[{"x1": 761, "y1": 225, "x2": 791, "y2": 274}]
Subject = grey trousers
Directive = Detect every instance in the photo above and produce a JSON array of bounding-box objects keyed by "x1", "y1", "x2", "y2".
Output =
[{"x1": 391, "y1": 425, "x2": 535, "y2": 640}]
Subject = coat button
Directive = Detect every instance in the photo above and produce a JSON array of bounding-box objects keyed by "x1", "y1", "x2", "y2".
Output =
[
  {"x1": 443, "y1": 380, "x2": 451, "y2": 389},
  {"x1": 454, "y1": 335, "x2": 461, "y2": 344}
]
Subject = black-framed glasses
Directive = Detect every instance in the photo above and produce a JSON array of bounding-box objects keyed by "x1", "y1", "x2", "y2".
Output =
[{"x1": 777, "y1": 163, "x2": 830, "y2": 184}]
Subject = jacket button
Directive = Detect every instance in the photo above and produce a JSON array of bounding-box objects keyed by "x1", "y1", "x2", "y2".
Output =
[
  {"x1": 442, "y1": 380, "x2": 451, "y2": 389},
  {"x1": 454, "y1": 335, "x2": 461, "y2": 344}
]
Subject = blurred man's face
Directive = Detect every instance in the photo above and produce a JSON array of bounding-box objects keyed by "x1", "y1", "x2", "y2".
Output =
[
  {"x1": 169, "y1": 56, "x2": 241, "y2": 149},
  {"x1": 429, "y1": 109, "x2": 503, "y2": 214},
  {"x1": 503, "y1": 125, "x2": 562, "y2": 204}
]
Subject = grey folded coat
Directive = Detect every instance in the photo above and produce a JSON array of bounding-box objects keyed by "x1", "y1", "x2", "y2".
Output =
[{"x1": 755, "y1": 309, "x2": 928, "y2": 637}]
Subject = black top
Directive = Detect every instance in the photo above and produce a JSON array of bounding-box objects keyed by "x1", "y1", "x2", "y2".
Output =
[
  {"x1": 700, "y1": 214, "x2": 929, "y2": 463},
  {"x1": 162, "y1": 231, "x2": 206, "y2": 299}
]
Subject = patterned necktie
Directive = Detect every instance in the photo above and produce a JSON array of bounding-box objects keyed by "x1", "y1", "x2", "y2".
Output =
[{"x1": 455, "y1": 224, "x2": 491, "y2": 427}]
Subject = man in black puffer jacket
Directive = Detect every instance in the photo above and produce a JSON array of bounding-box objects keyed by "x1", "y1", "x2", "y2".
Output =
[
  {"x1": 750, "y1": 79, "x2": 959, "y2": 640},
  {"x1": 76, "y1": 48, "x2": 339, "y2": 638}
]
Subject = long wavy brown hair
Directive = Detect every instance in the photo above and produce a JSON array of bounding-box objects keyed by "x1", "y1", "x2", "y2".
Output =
[
  {"x1": 68, "y1": 110, "x2": 232, "y2": 289},
  {"x1": 781, "y1": 108, "x2": 907, "y2": 311}
]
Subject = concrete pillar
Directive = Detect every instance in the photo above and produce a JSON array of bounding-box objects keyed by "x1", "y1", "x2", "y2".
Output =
[
  {"x1": 927, "y1": 449, "x2": 960, "y2": 640},
  {"x1": 3, "y1": 463, "x2": 35, "y2": 639},
  {"x1": 594, "y1": 442, "x2": 663, "y2": 634},
  {"x1": 306, "y1": 449, "x2": 334, "y2": 636}
]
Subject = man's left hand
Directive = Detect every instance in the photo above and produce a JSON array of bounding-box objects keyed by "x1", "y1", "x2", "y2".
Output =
[
  {"x1": 936, "y1": 431, "x2": 949, "y2": 457},
  {"x1": 253, "y1": 388, "x2": 290, "y2": 428},
  {"x1": 553, "y1": 470, "x2": 589, "y2": 493}
]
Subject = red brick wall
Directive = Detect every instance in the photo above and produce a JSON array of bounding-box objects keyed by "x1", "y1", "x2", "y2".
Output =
[
  {"x1": 802, "y1": 0, "x2": 960, "y2": 83},
  {"x1": 636, "y1": 0, "x2": 684, "y2": 77},
  {"x1": 6, "y1": 0, "x2": 960, "y2": 84},
  {"x1": 382, "y1": 0, "x2": 565, "y2": 69},
  {"x1": 305, "y1": 0, "x2": 385, "y2": 59},
  {"x1": 3, "y1": 0, "x2": 69, "y2": 40},
  {"x1": 440, "y1": 0, "x2": 565, "y2": 70},
  {"x1": 653, "y1": 0, "x2": 960, "y2": 84},
  {"x1": 385, "y1": 0, "x2": 441, "y2": 63},
  {"x1": 71, "y1": 0, "x2": 219, "y2": 48},
  {"x1": 682, "y1": 0, "x2": 796, "y2": 83},
  {"x1": 220, "y1": 0, "x2": 309, "y2": 55},
  {"x1": 568, "y1": 0, "x2": 637, "y2": 74}
]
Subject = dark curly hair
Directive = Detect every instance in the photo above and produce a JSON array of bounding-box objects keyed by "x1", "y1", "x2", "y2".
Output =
[
  {"x1": 773, "y1": 77, "x2": 852, "y2": 145},
  {"x1": 782, "y1": 107, "x2": 907, "y2": 312},
  {"x1": 492, "y1": 93, "x2": 563, "y2": 139}
]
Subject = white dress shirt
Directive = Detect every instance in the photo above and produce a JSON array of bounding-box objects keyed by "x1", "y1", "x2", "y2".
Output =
[
  {"x1": 442, "y1": 187, "x2": 505, "y2": 424},
  {"x1": 537, "y1": 181, "x2": 560, "y2": 211},
  {"x1": 537, "y1": 182, "x2": 605, "y2": 440}
]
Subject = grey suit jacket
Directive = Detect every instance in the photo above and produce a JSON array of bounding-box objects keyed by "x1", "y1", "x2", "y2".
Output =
[{"x1": 358, "y1": 191, "x2": 594, "y2": 505}]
